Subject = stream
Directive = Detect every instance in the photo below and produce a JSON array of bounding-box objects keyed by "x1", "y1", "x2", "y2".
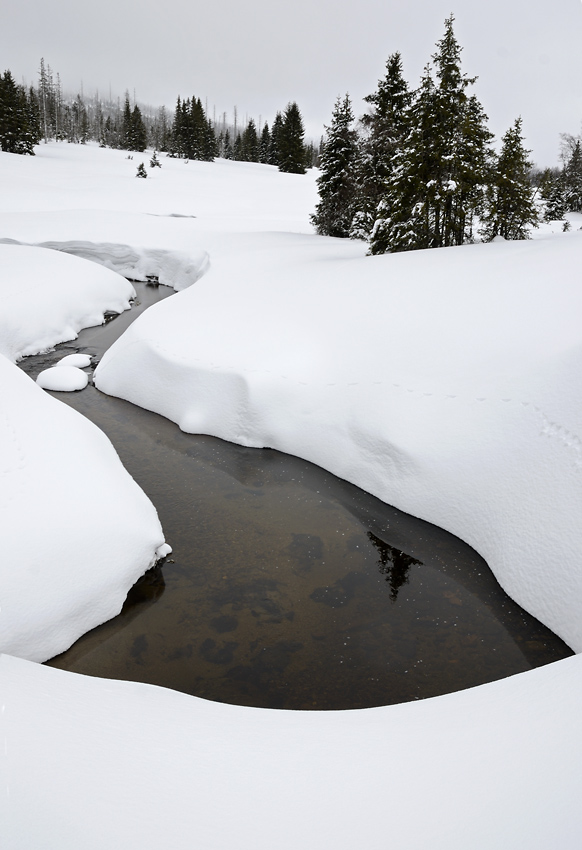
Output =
[{"x1": 19, "y1": 281, "x2": 573, "y2": 710}]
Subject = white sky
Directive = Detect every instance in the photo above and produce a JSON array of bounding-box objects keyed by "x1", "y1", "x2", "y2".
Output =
[{"x1": 2, "y1": 0, "x2": 582, "y2": 166}]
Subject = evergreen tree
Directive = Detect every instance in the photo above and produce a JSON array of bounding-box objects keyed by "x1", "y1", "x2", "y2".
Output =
[
  {"x1": 278, "y1": 102, "x2": 306, "y2": 173},
  {"x1": 136, "y1": 162, "x2": 147, "y2": 178},
  {"x1": 370, "y1": 16, "x2": 493, "y2": 254},
  {"x1": 223, "y1": 128, "x2": 233, "y2": 159},
  {"x1": 480, "y1": 118, "x2": 539, "y2": 240},
  {"x1": 269, "y1": 111, "x2": 284, "y2": 165},
  {"x1": 150, "y1": 150, "x2": 161, "y2": 168},
  {"x1": 130, "y1": 105, "x2": 147, "y2": 151},
  {"x1": 564, "y1": 140, "x2": 582, "y2": 212},
  {"x1": 259, "y1": 121, "x2": 271, "y2": 163},
  {"x1": 0, "y1": 70, "x2": 40, "y2": 154},
  {"x1": 311, "y1": 94, "x2": 359, "y2": 237},
  {"x1": 241, "y1": 118, "x2": 259, "y2": 161},
  {"x1": 540, "y1": 169, "x2": 567, "y2": 221},
  {"x1": 351, "y1": 52, "x2": 411, "y2": 239},
  {"x1": 369, "y1": 65, "x2": 437, "y2": 254},
  {"x1": 169, "y1": 96, "x2": 214, "y2": 161},
  {"x1": 233, "y1": 132, "x2": 243, "y2": 160},
  {"x1": 121, "y1": 95, "x2": 133, "y2": 149}
]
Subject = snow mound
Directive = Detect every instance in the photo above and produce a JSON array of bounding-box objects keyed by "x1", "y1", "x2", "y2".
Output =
[
  {"x1": 0, "y1": 242, "x2": 135, "y2": 362},
  {"x1": 0, "y1": 355, "x2": 168, "y2": 662},
  {"x1": 36, "y1": 365, "x2": 89, "y2": 391},
  {"x1": 57, "y1": 353, "x2": 92, "y2": 367},
  {"x1": 1, "y1": 237, "x2": 210, "y2": 292},
  {"x1": 95, "y1": 232, "x2": 582, "y2": 652}
]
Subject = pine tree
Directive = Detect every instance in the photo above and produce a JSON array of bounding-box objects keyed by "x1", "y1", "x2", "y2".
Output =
[
  {"x1": 121, "y1": 95, "x2": 133, "y2": 149},
  {"x1": 241, "y1": 118, "x2": 259, "y2": 162},
  {"x1": 564, "y1": 140, "x2": 582, "y2": 212},
  {"x1": 480, "y1": 118, "x2": 539, "y2": 241},
  {"x1": 351, "y1": 52, "x2": 411, "y2": 239},
  {"x1": 223, "y1": 128, "x2": 233, "y2": 159},
  {"x1": 269, "y1": 111, "x2": 284, "y2": 165},
  {"x1": 369, "y1": 65, "x2": 437, "y2": 254},
  {"x1": 311, "y1": 94, "x2": 359, "y2": 237},
  {"x1": 233, "y1": 132, "x2": 243, "y2": 161},
  {"x1": 540, "y1": 169, "x2": 567, "y2": 221},
  {"x1": 278, "y1": 102, "x2": 306, "y2": 174},
  {"x1": 136, "y1": 162, "x2": 147, "y2": 178},
  {"x1": 259, "y1": 122, "x2": 271, "y2": 163},
  {"x1": 150, "y1": 150, "x2": 161, "y2": 168},
  {"x1": 0, "y1": 70, "x2": 40, "y2": 154},
  {"x1": 130, "y1": 104, "x2": 147, "y2": 151},
  {"x1": 369, "y1": 16, "x2": 493, "y2": 254}
]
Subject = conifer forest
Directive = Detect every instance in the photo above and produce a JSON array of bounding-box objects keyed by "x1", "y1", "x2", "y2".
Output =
[{"x1": 2, "y1": 16, "x2": 581, "y2": 254}]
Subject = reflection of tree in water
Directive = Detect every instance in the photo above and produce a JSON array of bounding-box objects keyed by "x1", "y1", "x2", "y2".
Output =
[{"x1": 367, "y1": 532, "x2": 422, "y2": 601}]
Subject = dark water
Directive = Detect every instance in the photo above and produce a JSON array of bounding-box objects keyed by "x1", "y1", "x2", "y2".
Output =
[{"x1": 20, "y1": 283, "x2": 573, "y2": 710}]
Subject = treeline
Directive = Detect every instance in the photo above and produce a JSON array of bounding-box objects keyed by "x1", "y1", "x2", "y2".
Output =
[
  {"x1": 312, "y1": 15, "x2": 582, "y2": 252},
  {"x1": 0, "y1": 58, "x2": 314, "y2": 173}
]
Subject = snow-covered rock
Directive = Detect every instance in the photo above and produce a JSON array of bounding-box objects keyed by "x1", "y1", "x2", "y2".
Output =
[
  {"x1": 56, "y1": 353, "x2": 92, "y2": 368},
  {"x1": 37, "y1": 365, "x2": 89, "y2": 391}
]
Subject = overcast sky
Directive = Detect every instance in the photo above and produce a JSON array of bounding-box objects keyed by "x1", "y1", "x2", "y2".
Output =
[{"x1": 2, "y1": 0, "x2": 581, "y2": 165}]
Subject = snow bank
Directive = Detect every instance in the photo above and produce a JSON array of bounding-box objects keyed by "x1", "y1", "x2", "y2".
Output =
[
  {"x1": 0, "y1": 355, "x2": 168, "y2": 661},
  {"x1": 4, "y1": 651, "x2": 582, "y2": 850},
  {"x1": 95, "y1": 232, "x2": 582, "y2": 652},
  {"x1": 0, "y1": 235, "x2": 170, "y2": 661},
  {"x1": 0, "y1": 243, "x2": 135, "y2": 362},
  {"x1": 1, "y1": 237, "x2": 210, "y2": 291}
]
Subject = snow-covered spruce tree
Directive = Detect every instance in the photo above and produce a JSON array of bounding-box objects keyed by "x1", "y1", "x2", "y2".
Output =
[
  {"x1": 564, "y1": 140, "x2": 582, "y2": 212},
  {"x1": 480, "y1": 118, "x2": 539, "y2": 241},
  {"x1": 278, "y1": 102, "x2": 307, "y2": 174},
  {"x1": 136, "y1": 162, "x2": 147, "y2": 178},
  {"x1": 369, "y1": 65, "x2": 436, "y2": 254},
  {"x1": 311, "y1": 94, "x2": 359, "y2": 237},
  {"x1": 0, "y1": 70, "x2": 40, "y2": 154},
  {"x1": 370, "y1": 16, "x2": 493, "y2": 254},
  {"x1": 268, "y1": 111, "x2": 284, "y2": 165},
  {"x1": 130, "y1": 105, "x2": 147, "y2": 152},
  {"x1": 540, "y1": 169, "x2": 567, "y2": 221},
  {"x1": 150, "y1": 150, "x2": 161, "y2": 168},
  {"x1": 259, "y1": 122, "x2": 271, "y2": 163},
  {"x1": 241, "y1": 118, "x2": 259, "y2": 162},
  {"x1": 350, "y1": 52, "x2": 411, "y2": 240}
]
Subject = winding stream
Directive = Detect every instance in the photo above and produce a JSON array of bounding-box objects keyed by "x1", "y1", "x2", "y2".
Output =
[{"x1": 20, "y1": 282, "x2": 573, "y2": 710}]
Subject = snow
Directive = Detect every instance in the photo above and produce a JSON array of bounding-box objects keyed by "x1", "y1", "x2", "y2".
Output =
[
  {"x1": 0, "y1": 243, "x2": 135, "y2": 362},
  {"x1": 36, "y1": 365, "x2": 89, "y2": 391},
  {"x1": 0, "y1": 355, "x2": 169, "y2": 662},
  {"x1": 1, "y1": 142, "x2": 581, "y2": 848},
  {"x1": 56, "y1": 353, "x2": 92, "y2": 367}
]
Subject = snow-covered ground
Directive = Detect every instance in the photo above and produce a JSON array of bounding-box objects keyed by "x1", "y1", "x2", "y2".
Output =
[{"x1": 1, "y1": 142, "x2": 581, "y2": 847}]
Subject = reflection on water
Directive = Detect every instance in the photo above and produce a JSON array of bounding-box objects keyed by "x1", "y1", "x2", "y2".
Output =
[
  {"x1": 368, "y1": 531, "x2": 422, "y2": 601},
  {"x1": 20, "y1": 283, "x2": 573, "y2": 710}
]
